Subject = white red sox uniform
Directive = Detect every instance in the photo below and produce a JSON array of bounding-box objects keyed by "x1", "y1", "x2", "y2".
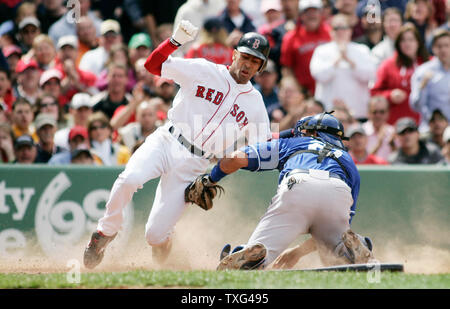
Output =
[{"x1": 96, "y1": 38, "x2": 271, "y2": 247}]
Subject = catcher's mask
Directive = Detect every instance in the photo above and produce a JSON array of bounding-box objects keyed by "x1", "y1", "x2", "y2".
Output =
[
  {"x1": 294, "y1": 111, "x2": 349, "y2": 148},
  {"x1": 236, "y1": 32, "x2": 270, "y2": 72}
]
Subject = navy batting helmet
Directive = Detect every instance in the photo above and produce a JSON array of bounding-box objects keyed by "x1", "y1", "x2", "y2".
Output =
[
  {"x1": 236, "y1": 32, "x2": 270, "y2": 71},
  {"x1": 294, "y1": 111, "x2": 349, "y2": 148}
]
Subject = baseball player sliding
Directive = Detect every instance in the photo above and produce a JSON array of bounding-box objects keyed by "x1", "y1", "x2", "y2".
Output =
[
  {"x1": 187, "y1": 112, "x2": 374, "y2": 270},
  {"x1": 83, "y1": 20, "x2": 272, "y2": 268}
]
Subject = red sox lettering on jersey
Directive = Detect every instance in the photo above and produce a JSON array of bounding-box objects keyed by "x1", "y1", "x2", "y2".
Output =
[{"x1": 195, "y1": 85, "x2": 249, "y2": 130}]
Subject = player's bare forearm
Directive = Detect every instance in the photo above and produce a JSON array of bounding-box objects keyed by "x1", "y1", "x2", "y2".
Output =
[
  {"x1": 272, "y1": 237, "x2": 317, "y2": 269},
  {"x1": 220, "y1": 150, "x2": 249, "y2": 174}
]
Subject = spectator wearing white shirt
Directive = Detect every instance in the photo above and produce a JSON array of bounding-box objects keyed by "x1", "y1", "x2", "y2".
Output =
[
  {"x1": 79, "y1": 20, "x2": 122, "y2": 76},
  {"x1": 310, "y1": 14, "x2": 376, "y2": 121}
]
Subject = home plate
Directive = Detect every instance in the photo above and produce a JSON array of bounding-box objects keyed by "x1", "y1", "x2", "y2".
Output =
[{"x1": 296, "y1": 263, "x2": 404, "y2": 272}]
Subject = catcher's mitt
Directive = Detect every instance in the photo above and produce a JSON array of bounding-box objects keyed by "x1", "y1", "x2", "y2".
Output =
[{"x1": 184, "y1": 174, "x2": 224, "y2": 210}]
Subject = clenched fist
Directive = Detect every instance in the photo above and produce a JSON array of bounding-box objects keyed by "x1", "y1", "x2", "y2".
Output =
[{"x1": 171, "y1": 20, "x2": 199, "y2": 46}]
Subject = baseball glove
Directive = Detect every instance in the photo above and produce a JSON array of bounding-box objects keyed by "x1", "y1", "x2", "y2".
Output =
[{"x1": 184, "y1": 174, "x2": 224, "y2": 210}]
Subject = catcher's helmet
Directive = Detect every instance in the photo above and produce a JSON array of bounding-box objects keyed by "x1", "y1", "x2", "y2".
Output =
[
  {"x1": 236, "y1": 32, "x2": 270, "y2": 71},
  {"x1": 294, "y1": 111, "x2": 348, "y2": 148}
]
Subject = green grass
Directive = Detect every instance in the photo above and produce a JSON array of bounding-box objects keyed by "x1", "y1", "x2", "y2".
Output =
[{"x1": 0, "y1": 270, "x2": 449, "y2": 289}]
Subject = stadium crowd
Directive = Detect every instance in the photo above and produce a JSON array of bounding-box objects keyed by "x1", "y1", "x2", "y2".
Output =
[{"x1": 0, "y1": 0, "x2": 449, "y2": 166}]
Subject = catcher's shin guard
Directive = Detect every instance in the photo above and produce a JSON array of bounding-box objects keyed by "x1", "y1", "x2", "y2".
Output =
[
  {"x1": 83, "y1": 231, "x2": 117, "y2": 269},
  {"x1": 217, "y1": 243, "x2": 267, "y2": 270},
  {"x1": 334, "y1": 230, "x2": 374, "y2": 264}
]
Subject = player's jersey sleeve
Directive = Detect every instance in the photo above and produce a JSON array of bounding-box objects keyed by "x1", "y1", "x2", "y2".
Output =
[{"x1": 161, "y1": 57, "x2": 210, "y2": 88}]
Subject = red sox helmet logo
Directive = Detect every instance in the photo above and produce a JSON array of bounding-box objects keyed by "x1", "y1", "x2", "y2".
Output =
[{"x1": 252, "y1": 39, "x2": 260, "y2": 49}]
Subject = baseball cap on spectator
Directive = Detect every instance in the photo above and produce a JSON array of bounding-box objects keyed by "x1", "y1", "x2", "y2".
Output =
[
  {"x1": 347, "y1": 125, "x2": 367, "y2": 138},
  {"x1": 443, "y1": 126, "x2": 450, "y2": 143},
  {"x1": 154, "y1": 76, "x2": 174, "y2": 87},
  {"x1": 57, "y1": 35, "x2": 79, "y2": 50},
  {"x1": 15, "y1": 58, "x2": 38, "y2": 73},
  {"x1": 299, "y1": 0, "x2": 323, "y2": 13},
  {"x1": 39, "y1": 69, "x2": 62, "y2": 87},
  {"x1": 203, "y1": 17, "x2": 224, "y2": 33},
  {"x1": 69, "y1": 126, "x2": 89, "y2": 141},
  {"x1": 428, "y1": 109, "x2": 447, "y2": 122},
  {"x1": 18, "y1": 16, "x2": 41, "y2": 30},
  {"x1": 261, "y1": 0, "x2": 282, "y2": 14},
  {"x1": 14, "y1": 134, "x2": 35, "y2": 149},
  {"x1": 35, "y1": 113, "x2": 57, "y2": 130},
  {"x1": 71, "y1": 148, "x2": 93, "y2": 160},
  {"x1": 396, "y1": 117, "x2": 418, "y2": 134},
  {"x1": 70, "y1": 93, "x2": 94, "y2": 109},
  {"x1": 129, "y1": 33, "x2": 152, "y2": 49},
  {"x1": 101, "y1": 19, "x2": 121, "y2": 35},
  {"x1": 2, "y1": 45, "x2": 22, "y2": 58}
]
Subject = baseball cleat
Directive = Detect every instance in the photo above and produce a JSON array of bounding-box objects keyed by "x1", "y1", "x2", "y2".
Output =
[
  {"x1": 152, "y1": 238, "x2": 173, "y2": 264},
  {"x1": 217, "y1": 243, "x2": 267, "y2": 270},
  {"x1": 341, "y1": 230, "x2": 374, "y2": 264},
  {"x1": 220, "y1": 244, "x2": 231, "y2": 261},
  {"x1": 83, "y1": 231, "x2": 117, "y2": 269}
]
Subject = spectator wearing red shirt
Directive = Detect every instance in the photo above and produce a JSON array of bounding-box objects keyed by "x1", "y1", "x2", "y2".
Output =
[
  {"x1": 280, "y1": 0, "x2": 331, "y2": 96},
  {"x1": 347, "y1": 124, "x2": 389, "y2": 165},
  {"x1": 371, "y1": 23, "x2": 429, "y2": 126},
  {"x1": 185, "y1": 17, "x2": 234, "y2": 65}
]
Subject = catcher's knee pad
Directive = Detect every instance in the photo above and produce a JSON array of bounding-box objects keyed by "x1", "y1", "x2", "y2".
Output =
[{"x1": 334, "y1": 230, "x2": 374, "y2": 264}]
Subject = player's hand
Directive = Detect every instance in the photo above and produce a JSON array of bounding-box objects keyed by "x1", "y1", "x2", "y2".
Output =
[
  {"x1": 272, "y1": 246, "x2": 303, "y2": 269},
  {"x1": 172, "y1": 20, "x2": 199, "y2": 46},
  {"x1": 390, "y1": 88, "x2": 407, "y2": 104}
]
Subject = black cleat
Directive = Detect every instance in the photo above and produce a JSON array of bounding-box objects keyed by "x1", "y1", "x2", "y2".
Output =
[{"x1": 83, "y1": 231, "x2": 117, "y2": 269}]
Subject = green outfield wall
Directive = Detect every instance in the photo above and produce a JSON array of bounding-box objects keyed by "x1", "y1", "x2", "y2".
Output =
[{"x1": 0, "y1": 165, "x2": 448, "y2": 258}]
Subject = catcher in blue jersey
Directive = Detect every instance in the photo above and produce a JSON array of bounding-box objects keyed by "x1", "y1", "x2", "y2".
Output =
[{"x1": 185, "y1": 111, "x2": 374, "y2": 270}]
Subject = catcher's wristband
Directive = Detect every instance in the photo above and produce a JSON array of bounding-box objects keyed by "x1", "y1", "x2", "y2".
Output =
[{"x1": 210, "y1": 163, "x2": 228, "y2": 183}]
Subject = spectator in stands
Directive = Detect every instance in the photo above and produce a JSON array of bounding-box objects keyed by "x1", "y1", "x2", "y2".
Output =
[
  {"x1": 220, "y1": 0, "x2": 256, "y2": 47},
  {"x1": 35, "y1": 92, "x2": 68, "y2": 129},
  {"x1": 371, "y1": 8, "x2": 404, "y2": 67},
  {"x1": 49, "y1": 126, "x2": 91, "y2": 165},
  {"x1": 48, "y1": 0, "x2": 102, "y2": 45},
  {"x1": 259, "y1": 0, "x2": 283, "y2": 31},
  {"x1": 280, "y1": 0, "x2": 331, "y2": 96},
  {"x1": 371, "y1": 23, "x2": 429, "y2": 126},
  {"x1": 95, "y1": 44, "x2": 136, "y2": 93},
  {"x1": 310, "y1": 14, "x2": 376, "y2": 121},
  {"x1": 71, "y1": 148, "x2": 95, "y2": 165},
  {"x1": 39, "y1": 69, "x2": 63, "y2": 107},
  {"x1": 153, "y1": 76, "x2": 176, "y2": 118},
  {"x1": 36, "y1": 0, "x2": 67, "y2": 34},
  {"x1": 441, "y1": 126, "x2": 450, "y2": 164},
  {"x1": 87, "y1": 111, "x2": 131, "y2": 166},
  {"x1": 0, "y1": 101, "x2": 8, "y2": 124},
  {"x1": 302, "y1": 98, "x2": 325, "y2": 116},
  {"x1": 118, "y1": 99, "x2": 159, "y2": 151},
  {"x1": 31, "y1": 34, "x2": 58, "y2": 71},
  {"x1": 54, "y1": 93, "x2": 94, "y2": 151},
  {"x1": 389, "y1": 117, "x2": 444, "y2": 164},
  {"x1": 34, "y1": 113, "x2": 63, "y2": 163},
  {"x1": 274, "y1": 76, "x2": 307, "y2": 130},
  {"x1": 55, "y1": 35, "x2": 98, "y2": 102},
  {"x1": 334, "y1": 0, "x2": 363, "y2": 39},
  {"x1": 253, "y1": 59, "x2": 280, "y2": 111},
  {"x1": 128, "y1": 33, "x2": 152, "y2": 68},
  {"x1": 441, "y1": 0, "x2": 450, "y2": 30},
  {"x1": 79, "y1": 19, "x2": 122, "y2": 76},
  {"x1": 0, "y1": 124, "x2": 15, "y2": 163},
  {"x1": 347, "y1": 124, "x2": 389, "y2": 165},
  {"x1": 2, "y1": 45, "x2": 22, "y2": 86},
  {"x1": 17, "y1": 16, "x2": 41, "y2": 54},
  {"x1": 172, "y1": 0, "x2": 226, "y2": 56},
  {"x1": 0, "y1": 67, "x2": 14, "y2": 112},
  {"x1": 13, "y1": 58, "x2": 41, "y2": 105},
  {"x1": 11, "y1": 99, "x2": 38, "y2": 142},
  {"x1": 405, "y1": 0, "x2": 438, "y2": 44},
  {"x1": 356, "y1": 0, "x2": 409, "y2": 18},
  {"x1": 362, "y1": 96, "x2": 396, "y2": 162},
  {"x1": 421, "y1": 109, "x2": 448, "y2": 150},
  {"x1": 410, "y1": 29, "x2": 450, "y2": 131},
  {"x1": 91, "y1": 63, "x2": 131, "y2": 119},
  {"x1": 333, "y1": 105, "x2": 356, "y2": 133},
  {"x1": 353, "y1": 6, "x2": 384, "y2": 50},
  {"x1": 185, "y1": 17, "x2": 234, "y2": 66},
  {"x1": 13, "y1": 134, "x2": 37, "y2": 164},
  {"x1": 75, "y1": 16, "x2": 100, "y2": 66},
  {"x1": 134, "y1": 58, "x2": 157, "y2": 99}
]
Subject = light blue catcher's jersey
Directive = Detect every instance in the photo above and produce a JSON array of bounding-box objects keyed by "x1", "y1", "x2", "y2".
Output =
[{"x1": 242, "y1": 136, "x2": 360, "y2": 223}]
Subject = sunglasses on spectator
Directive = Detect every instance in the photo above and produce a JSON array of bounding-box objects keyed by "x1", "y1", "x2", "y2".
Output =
[
  {"x1": 41, "y1": 102, "x2": 57, "y2": 108},
  {"x1": 333, "y1": 25, "x2": 351, "y2": 31},
  {"x1": 371, "y1": 109, "x2": 387, "y2": 115},
  {"x1": 90, "y1": 124, "x2": 108, "y2": 131},
  {"x1": 398, "y1": 128, "x2": 417, "y2": 135}
]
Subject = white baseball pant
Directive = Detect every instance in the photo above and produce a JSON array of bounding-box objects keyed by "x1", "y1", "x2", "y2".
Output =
[
  {"x1": 246, "y1": 170, "x2": 353, "y2": 265},
  {"x1": 97, "y1": 123, "x2": 210, "y2": 245}
]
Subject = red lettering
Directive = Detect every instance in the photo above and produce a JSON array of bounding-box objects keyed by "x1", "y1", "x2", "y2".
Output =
[
  {"x1": 239, "y1": 117, "x2": 249, "y2": 129},
  {"x1": 236, "y1": 111, "x2": 245, "y2": 122},
  {"x1": 205, "y1": 88, "x2": 215, "y2": 101},
  {"x1": 195, "y1": 85, "x2": 205, "y2": 98},
  {"x1": 231, "y1": 104, "x2": 239, "y2": 117},
  {"x1": 212, "y1": 91, "x2": 224, "y2": 105}
]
